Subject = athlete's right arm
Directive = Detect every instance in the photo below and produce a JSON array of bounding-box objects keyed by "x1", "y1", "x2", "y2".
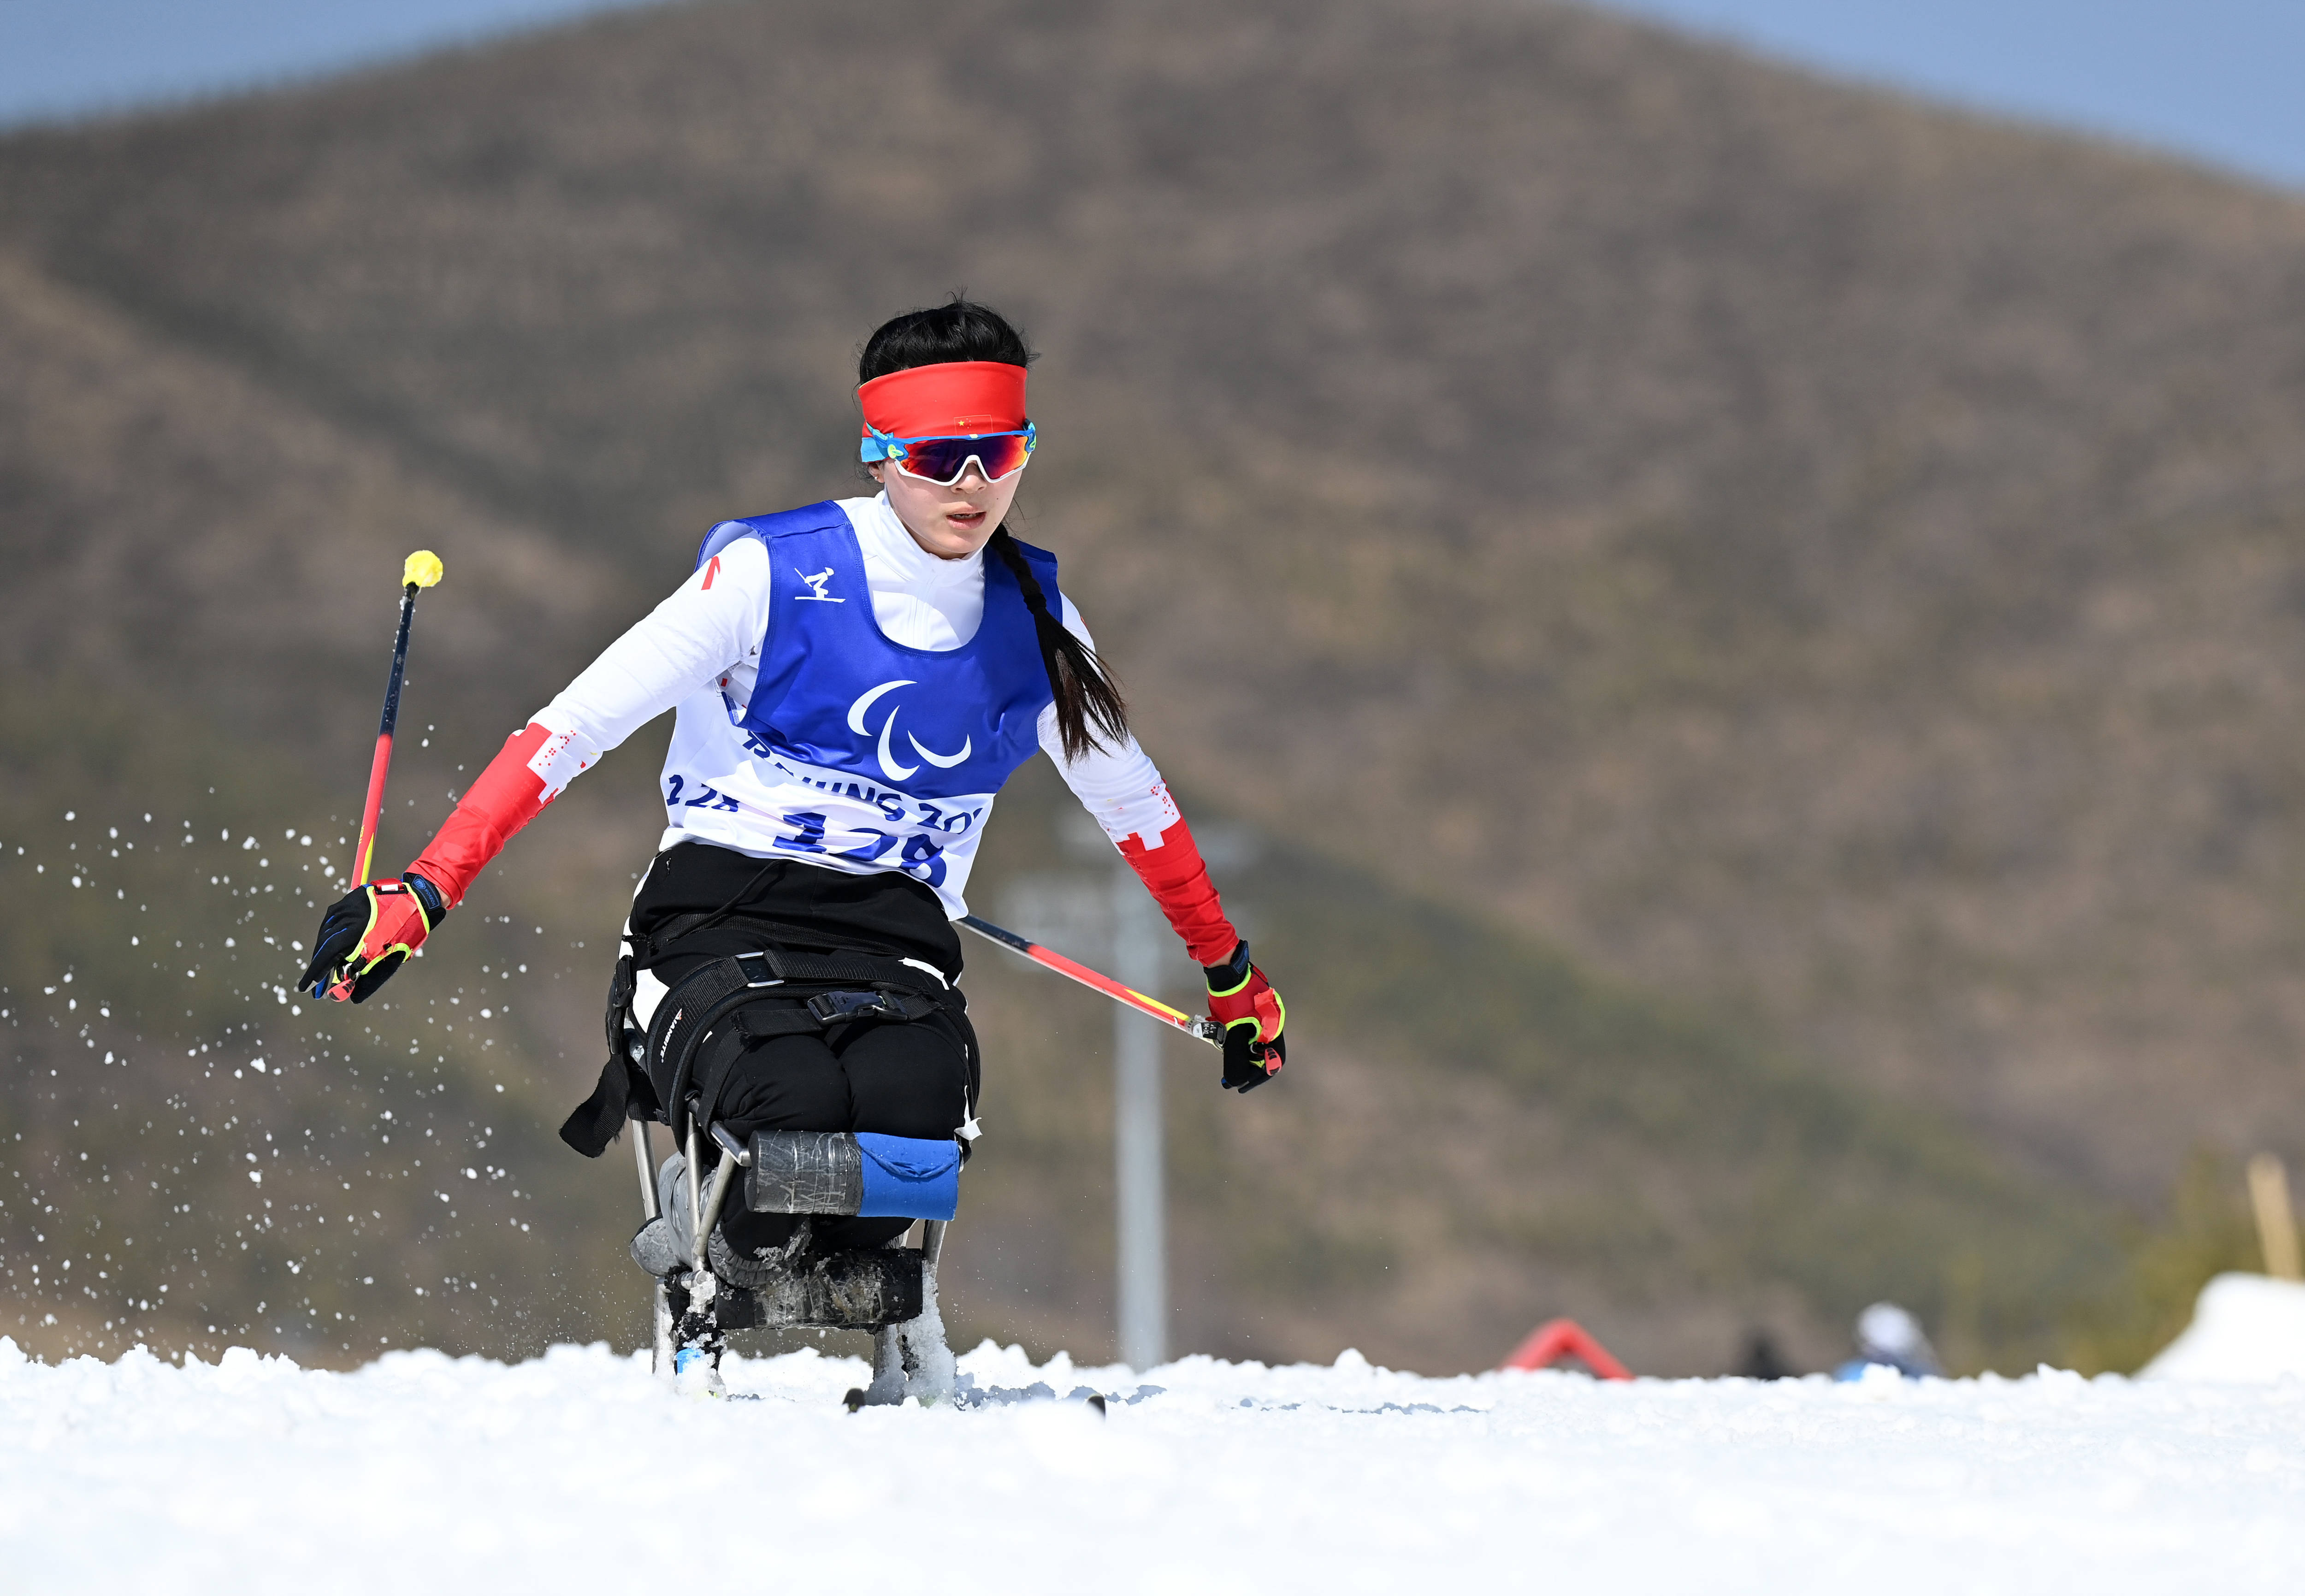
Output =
[
  {"x1": 308, "y1": 537, "x2": 775, "y2": 1001},
  {"x1": 408, "y1": 534, "x2": 777, "y2": 907}
]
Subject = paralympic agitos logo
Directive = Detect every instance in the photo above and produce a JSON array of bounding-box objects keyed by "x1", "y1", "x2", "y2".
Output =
[{"x1": 846, "y1": 680, "x2": 972, "y2": 782}]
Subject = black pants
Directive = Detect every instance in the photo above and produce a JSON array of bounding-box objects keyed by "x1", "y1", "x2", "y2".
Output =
[{"x1": 630, "y1": 844, "x2": 976, "y2": 1256}]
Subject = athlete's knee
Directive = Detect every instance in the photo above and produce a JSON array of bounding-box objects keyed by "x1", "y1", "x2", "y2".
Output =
[
  {"x1": 712, "y1": 1033, "x2": 851, "y2": 1136},
  {"x1": 839, "y1": 1023, "x2": 970, "y2": 1140}
]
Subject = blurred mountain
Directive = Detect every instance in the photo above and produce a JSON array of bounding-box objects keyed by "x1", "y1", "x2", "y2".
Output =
[{"x1": 6, "y1": 0, "x2": 2304, "y2": 1373}]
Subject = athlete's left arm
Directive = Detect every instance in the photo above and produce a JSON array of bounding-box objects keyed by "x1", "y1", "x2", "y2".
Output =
[{"x1": 1038, "y1": 599, "x2": 1286, "y2": 1091}]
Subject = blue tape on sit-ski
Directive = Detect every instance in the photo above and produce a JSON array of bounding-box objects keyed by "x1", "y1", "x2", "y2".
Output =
[{"x1": 853, "y1": 1132, "x2": 962, "y2": 1221}]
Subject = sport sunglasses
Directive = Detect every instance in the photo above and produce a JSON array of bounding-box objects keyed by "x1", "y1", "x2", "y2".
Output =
[{"x1": 861, "y1": 422, "x2": 1036, "y2": 486}]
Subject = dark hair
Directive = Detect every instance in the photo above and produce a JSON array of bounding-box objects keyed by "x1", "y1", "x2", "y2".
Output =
[{"x1": 859, "y1": 298, "x2": 1128, "y2": 762}]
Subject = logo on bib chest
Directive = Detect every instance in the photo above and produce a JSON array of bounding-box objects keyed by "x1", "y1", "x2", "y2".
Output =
[
  {"x1": 847, "y1": 680, "x2": 972, "y2": 782},
  {"x1": 795, "y1": 567, "x2": 844, "y2": 603}
]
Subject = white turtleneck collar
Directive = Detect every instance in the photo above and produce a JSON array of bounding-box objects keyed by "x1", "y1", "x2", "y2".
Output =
[{"x1": 847, "y1": 491, "x2": 987, "y2": 651}]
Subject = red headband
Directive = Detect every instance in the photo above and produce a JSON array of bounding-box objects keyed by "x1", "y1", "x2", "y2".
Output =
[{"x1": 858, "y1": 361, "x2": 1028, "y2": 440}]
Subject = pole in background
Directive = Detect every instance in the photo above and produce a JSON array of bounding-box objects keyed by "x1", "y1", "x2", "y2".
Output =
[
  {"x1": 1111, "y1": 864, "x2": 1167, "y2": 1371},
  {"x1": 985, "y1": 814, "x2": 1258, "y2": 1374},
  {"x1": 2247, "y1": 1153, "x2": 2301, "y2": 1282}
]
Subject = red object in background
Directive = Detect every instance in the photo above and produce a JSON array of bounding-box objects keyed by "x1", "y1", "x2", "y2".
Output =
[{"x1": 1499, "y1": 1318, "x2": 1633, "y2": 1380}]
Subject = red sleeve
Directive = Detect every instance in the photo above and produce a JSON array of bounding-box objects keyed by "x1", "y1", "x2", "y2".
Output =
[
  {"x1": 1117, "y1": 817, "x2": 1241, "y2": 967},
  {"x1": 404, "y1": 724, "x2": 555, "y2": 907}
]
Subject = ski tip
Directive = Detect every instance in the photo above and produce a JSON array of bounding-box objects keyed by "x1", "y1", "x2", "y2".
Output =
[
  {"x1": 843, "y1": 1387, "x2": 867, "y2": 1413},
  {"x1": 403, "y1": 549, "x2": 444, "y2": 589},
  {"x1": 1087, "y1": 1392, "x2": 1107, "y2": 1418}
]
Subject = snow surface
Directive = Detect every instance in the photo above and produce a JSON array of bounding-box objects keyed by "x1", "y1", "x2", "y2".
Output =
[
  {"x1": 3, "y1": 1337, "x2": 2303, "y2": 1595},
  {"x1": 2143, "y1": 1272, "x2": 2305, "y2": 1382}
]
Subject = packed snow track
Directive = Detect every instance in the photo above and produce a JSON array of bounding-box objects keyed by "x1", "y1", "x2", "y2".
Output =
[{"x1": 2, "y1": 1336, "x2": 2300, "y2": 1593}]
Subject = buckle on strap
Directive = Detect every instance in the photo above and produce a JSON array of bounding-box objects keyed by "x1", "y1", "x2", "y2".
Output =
[
  {"x1": 734, "y1": 952, "x2": 787, "y2": 988},
  {"x1": 806, "y1": 990, "x2": 904, "y2": 1024}
]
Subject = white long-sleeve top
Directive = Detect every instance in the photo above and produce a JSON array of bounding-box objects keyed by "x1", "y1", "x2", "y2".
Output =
[{"x1": 521, "y1": 493, "x2": 1183, "y2": 916}]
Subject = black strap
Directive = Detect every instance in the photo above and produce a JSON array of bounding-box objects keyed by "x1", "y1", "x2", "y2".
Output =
[
  {"x1": 604, "y1": 953, "x2": 637, "y2": 1057},
  {"x1": 572, "y1": 900, "x2": 959, "y2": 1156},
  {"x1": 643, "y1": 948, "x2": 954, "y2": 1144},
  {"x1": 646, "y1": 959, "x2": 757, "y2": 1144},
  {"x1": 733, "y1": 944, "x2": 945, "y2": 991},
  {"x1": 562, "y1": 952, "x2": 654, "y2": 1159},
  {"x1": 557, "y1": 1058, "x2": 654, "y2": 1158}
]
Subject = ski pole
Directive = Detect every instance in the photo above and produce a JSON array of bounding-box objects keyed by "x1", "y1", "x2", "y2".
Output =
[
  {"x1": 958, "y1": 914, "x2": 1223, "y2": 1047},
  {"x1": 347, "y1": 550, "x2": 444, "y2": 890}
]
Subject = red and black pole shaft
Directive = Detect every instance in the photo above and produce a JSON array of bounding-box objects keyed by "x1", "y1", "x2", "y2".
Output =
[
  {"x1": 958, "y1": 914, "x2": 1223, "y2": 1048},
  {"x1": 348, "y1": 550, "x2": 443, "y2": 891}
]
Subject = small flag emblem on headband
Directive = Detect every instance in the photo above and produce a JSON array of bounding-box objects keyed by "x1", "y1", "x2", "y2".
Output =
[{"x1": 859, "y1": 361, "x2": 1028, "y2": 442}]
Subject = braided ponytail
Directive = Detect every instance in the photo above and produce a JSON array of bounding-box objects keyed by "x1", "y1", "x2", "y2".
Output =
[
  {"x1": 862, "y1": 296, "x2": 1132, "y2": 761},
  {"x1": 989, "y1": 526, "x2": 1128, "y2": 760}
]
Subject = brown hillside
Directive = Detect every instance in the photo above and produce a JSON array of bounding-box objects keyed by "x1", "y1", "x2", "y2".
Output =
[
  {"x1": 23, "y1": 235, "x2": 2062, "y2": 1376},
  {"x1": 3, "y1": 0, "x2": 2303, "y2": 1374},
  {"x1": 6, "y1": 0, "x2": 2304, "y2": 1198}
]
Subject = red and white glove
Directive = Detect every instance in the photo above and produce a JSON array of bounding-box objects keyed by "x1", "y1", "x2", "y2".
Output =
[
  {"x1": 1203, "y1": 940, "x2": 1286, "y2": 1092},
  {"x1": 302, "y1": 875, "x2": 447, "y2": 1003}
]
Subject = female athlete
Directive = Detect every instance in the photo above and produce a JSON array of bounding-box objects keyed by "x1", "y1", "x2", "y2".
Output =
[{"x1": 301, "y1": 298, "x2": 1286, "y2": 1345}]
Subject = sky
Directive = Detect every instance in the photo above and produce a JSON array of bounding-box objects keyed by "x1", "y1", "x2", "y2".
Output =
[
  {"x1": 2, "y1": 2, "x2": 2302, "y2": 191},
  {"x1": 1599, "y1": 1, "x2": 2305, "y2": 189},
  {"x1": 0, "y1": 0, "x2": 650, "y2": 127}
]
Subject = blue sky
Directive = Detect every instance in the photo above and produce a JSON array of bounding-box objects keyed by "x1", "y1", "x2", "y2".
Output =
[
  {"x1": 3, "y1": 2, "x2": 2302, "y2": 190},
  {"x1": 1600, "y1": 1, "x2": 2305, "y2": 189},
  {"x1": 0, "y1": 0, "x2": 649, "y2": 126}
]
